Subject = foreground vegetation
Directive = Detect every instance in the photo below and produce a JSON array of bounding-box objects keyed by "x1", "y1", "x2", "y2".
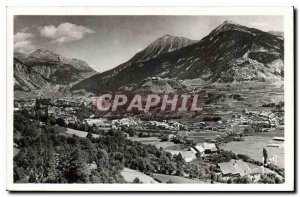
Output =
[{"x1": 13, "y1": 110, "x2": 214, "y2": 183}]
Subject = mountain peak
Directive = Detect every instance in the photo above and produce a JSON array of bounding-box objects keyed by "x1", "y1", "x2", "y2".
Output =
[
  {"x1": 28, "y1": 48, "x2": 62, "y2": 62},
  {"x1": 30, "y1": 47, "x2": 55, "y2": 55},
  {"x1": 214, "y1": 20, "x2": 241, "y2": 31},
  {"x1": 72, "y1": 21, "x2": 284, "y2": 94},
  {"x1": 221, "y1": 20, "x2": 236, "y2": 25},
  {"x1": 152, "y1": 34, "x2": 195, "y2": 44},
  {"x1": 209, "y1": 20, "x2": 256, "y2": 37},
  {"x1": 154, "y1": 34, "x2": 177, "y2": 42},
  {"x1": 135, "y1": 35, "x2": 196, "y2": 62},
  {"x1": 161, "y1": 34, "x2": 172, "y2": 38},
  {"x1": 34, "y1": 47, "x2": 49, "y2": 52}
]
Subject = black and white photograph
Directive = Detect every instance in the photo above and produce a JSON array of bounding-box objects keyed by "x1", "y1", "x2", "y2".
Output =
[{"x1": 5, "y1": 7, "x2": 294, "y2": 191}]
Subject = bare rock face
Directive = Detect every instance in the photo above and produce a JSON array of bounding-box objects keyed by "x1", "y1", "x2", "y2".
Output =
[
  {"x1": 13, "y1": 48, "x2": 97, "y2": 97},
  {"x1": 217, "y1": 58, "x2": 283, "y2": 82},
  {"x1": 14, "y1": 58, "x2": 51, "y2": 92}
]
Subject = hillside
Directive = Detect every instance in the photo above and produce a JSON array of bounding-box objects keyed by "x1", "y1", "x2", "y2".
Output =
[
  {"x1": 128, "y1": 77, "x2": 188, "y2": 94},
  {"x1": 14, "y1": 48, "x2": 97, "y2": 97}
]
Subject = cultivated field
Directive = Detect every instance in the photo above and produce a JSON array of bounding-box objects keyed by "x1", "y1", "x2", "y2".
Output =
[
  {"x1": 54, "y1": 125, "x2": 100, "y2": 138},
  {"x1": 153, "y1": 174, "x2": 207, "y2": 184},
  {"x1": 221, "y1": 129, "x2": 284, "y2": 168},
  {"x1": 121, "y1": 168, "x2": 159, "y2": 183},
  {"x1": 130, "y1": 136, "x2": 176, "y2": 149}
]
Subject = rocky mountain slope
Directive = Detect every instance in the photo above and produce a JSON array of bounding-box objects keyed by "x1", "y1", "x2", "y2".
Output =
[
  {"x1": 14, "y1": 48, "x2": 97, "y2": 95},
  {"x1": 72, "y1": 21, "x2": 284, "y2": 95},
  {"x1": 119, "y1": 77, "x2": 188, "y2": 94}
]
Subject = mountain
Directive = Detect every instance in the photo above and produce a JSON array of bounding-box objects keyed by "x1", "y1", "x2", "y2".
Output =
[
  {"x1": 14, "y1": 48, "x2": 97, "y2": 96},
  {"x1": 268, "y1": 31, "x2": 284, "y2": 40},
  {"x1": 133, "y1": 34, "x2": 197, "y2": 62},
  {"x1": 72, "y1": 21, "x2": 284, "y2": 94},
  {"x1": 71, "y1": 35, "x2": 196, "y2": 93},
  {"x1": 14, "y1": 58, "x2": 53, "y2": 92}
]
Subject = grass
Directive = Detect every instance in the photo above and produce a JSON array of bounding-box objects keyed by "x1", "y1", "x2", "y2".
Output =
[
  {"x1": 54, "y1": 125, "x2": 100, "y2": 138},
  {"x1": 196, "y1": 81, "x2": 285, "y2": 168},
  {"x1": 186, "y1": 131, "x2": 227, "y2": 143},
  {"x1": 153, "y1": 174, "x2": 206, "y2": 184},
  {"x1": 221, "y1": 134, "x2": 284, "y2": 168},
  {"x1": 130, "y1": 136, "x2": 176, "y2": 149},
  {"x1": 121, "y1": 168, "x2": 159, "y2": 184}
]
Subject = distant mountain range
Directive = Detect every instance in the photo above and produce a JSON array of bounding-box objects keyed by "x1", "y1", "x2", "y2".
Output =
[
  {"x1": 268, "y1": 31, "x2": 284, "y2": 40},
  {"x1": 72, "y1": 21, "x2": 284, "y2": 95},
  {"x1": 14, "y1": 21, "x2": 284, "y2": 97},
  {"x1": 14, "y1": 48, "x2": 97, "y2": 97}
]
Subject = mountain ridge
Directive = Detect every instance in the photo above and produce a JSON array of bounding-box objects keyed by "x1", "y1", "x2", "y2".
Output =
[{"x1": 72, "y1": 21, "x2": 284, "y2": 94}]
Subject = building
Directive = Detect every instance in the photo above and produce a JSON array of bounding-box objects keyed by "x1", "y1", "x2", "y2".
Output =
[
  {"x1": 84, "y1": 118, "x2": 110, "y2": 127},
  {"x1": 193, "y1": 145, "x2": 205, "y2": 157},
  {"x1": 217, "y1": 159, "x2": 263, "y2": 182},
  {"x1": 123, "y1": 132, "x2": 130, "y2": 139},
  {"x1": 168, "y1": 150, "x2": 196, "y2": 162},
  {"x1": 196, "y1": 142, "x2": 217, "y2": 154},
  {"x1": 179, "y1": 151, "x2": 197, "y2": 162},
  {"x1": 232, "y1": 114, "x2": 243, "y2": 119},
  {"x1": 168, "y1": 134, "x2": 175, "y2": 140},
  {"x1": 112, "y1": 118, "x2": 141, "y2": 128}
]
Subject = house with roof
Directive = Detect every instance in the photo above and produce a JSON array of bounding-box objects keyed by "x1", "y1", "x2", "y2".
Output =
[
  {"x1": 179, "y1": 151, "x2": 197, "y2": 162},
  {"x1": 193, "y1": 144, "x2": 205, "y2": 157},
  {"x1": 195, "y1": 142, "x2": 217, "y2": 154},
  {"x1": 217, "y1": 159, "x2": 263, "y2": 182},
  {"x1": 168, "y1": 150, "x2": 196, "y2": 162}
]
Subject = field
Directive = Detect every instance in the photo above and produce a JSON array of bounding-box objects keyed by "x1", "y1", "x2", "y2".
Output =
[
  {"x1": 191, "y1": 81, "x2": 285, "y2": 168},
  {"x1": 153, "y1": 174, "x2": 207, "y2": 184},
  {"x1": 54, "y1": 125, "x2": 100, "y2": 138},
  {"x1": 121, "y1": 168, "x2": 159, "y2": 183},
  {"x1": 186, "y1": 131, "x2": 227, "y2": 143},
  {"x1": 221, "y1": 129, "x2": 284, "y2": 168},
  {"x1": 130, "y1": 136, "x2": 176, "y2": 149},
  {"x1": 201, "y1": 81, "x2": 284, "y2": 117}
]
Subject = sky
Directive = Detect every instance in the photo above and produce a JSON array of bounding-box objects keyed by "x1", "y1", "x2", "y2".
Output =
[{"x1": 14, "y1": 15, "x2": 283, "y2": 72}]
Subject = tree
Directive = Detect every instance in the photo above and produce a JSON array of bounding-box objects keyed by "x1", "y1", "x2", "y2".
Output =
[
  {"x1": 48, "y1": 117, "x2": 55, "y2": 125},
  {"x1": 259, "y1": 173, "x2": 277, "y2": 184},
  {"x1": 127, "y1": 128, "x2": 135, "y2": 137},
  {"x1": 263, "y1": 148, "x2": 268, "y2": 164},
  {"x1": 133, "y1": 177, "x2": 141, "y2": 183},
  {"x1": 56, "y1": 118, "x2": 66, "y2": 127},
  {"x1": 86, "y1": 131, "x2": 93, "y2": 141},
  {"x1": 63, "y1": 148, "x2": 89, "y2": 183},
  {"x1": 234, "y1": 176, "x2": 251, "y2": 184},
  {"x1": 161, "y1": 135, "x2": 169, "y2": 142},
  {"x1": 227, "y1": 178, "x2": 232, "y2": 183}
]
